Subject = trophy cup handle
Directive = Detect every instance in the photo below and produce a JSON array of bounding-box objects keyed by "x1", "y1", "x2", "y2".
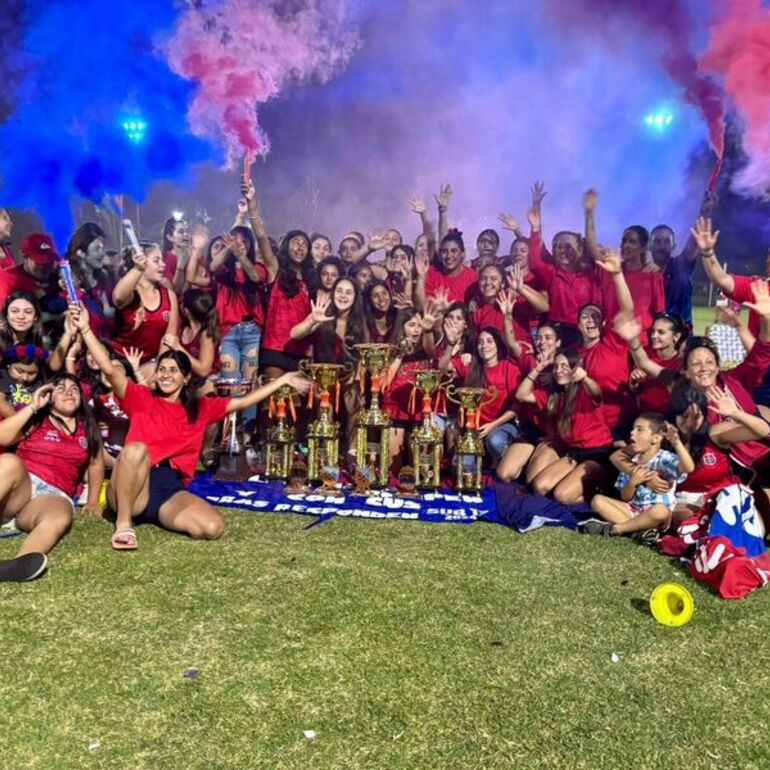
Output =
[{"x1": 444, "y1": 382, "x2": 460, "y2": 405}]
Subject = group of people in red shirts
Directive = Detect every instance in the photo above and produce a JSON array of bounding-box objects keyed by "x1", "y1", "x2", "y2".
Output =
[{"x1": 0, "y1": 175, "x2": 768, "y2": 584}]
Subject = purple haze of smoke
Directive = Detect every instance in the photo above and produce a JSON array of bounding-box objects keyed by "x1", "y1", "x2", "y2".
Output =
[
  {"x1": 239, "y1": 0, "x2": 711, "y2": 251},
  {"x1": 540, "y1": 0, "x2": 725, "y2": 157},
  {"x1": 0, "y1": 0, "x2": 216, "y2": 248}
]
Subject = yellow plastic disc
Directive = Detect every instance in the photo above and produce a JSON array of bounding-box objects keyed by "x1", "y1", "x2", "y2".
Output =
[
  {"x1": 650, "y1": 582, "x2": 694, "y2": 627},
  {"x1": 98, "y1": 480, "x2": 110, "y2": 509}
]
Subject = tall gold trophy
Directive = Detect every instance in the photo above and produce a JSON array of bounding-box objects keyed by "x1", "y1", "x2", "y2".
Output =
[
  {"x1": 265, "y1": 383, "x2": 297, "y2": 481},
  {"x1": 445, "y1": 385, "x2": 497, "y2": 492},
  {"x1": 299, "y1": 361, "x2": 349, "y2": 483},
  {"x1": 409, "y1": 369, "x2": 450, "y2": 490},
  {"x1": 354, "y1": 343, "x2": 395, "y2": 488},
  {"x1": 213, "y1": 376, "x2": 254, "y2": 481}
]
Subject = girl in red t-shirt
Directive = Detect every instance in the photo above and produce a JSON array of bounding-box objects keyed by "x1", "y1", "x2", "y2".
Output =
[
  {"x1": 629, "y1": 312, "x2": 686, "y2": 413},
  {"x1": 260, "y1": 229, "x2": 316, "y2": 379},
  {"x1": 446, "y1": 327, "x2": 521, "y2": 466},
  {"x1": 0, "y1": 373, "x2": 103, "y2": 581},
  {"x1": 75, "y1": 303, "x2": 309, "y2": 550},
  {"x1": 212, "y1": 226, "x2": 267, "y2": 386},
  {"x1": 515, "y1": 348, "x2": 613, "y2": 504},
  {"x1": 111, "y1": 244, "x2": 179, "y2": 369},
  {"x1": 0, "y1": 291, "x2": 43, "y2": 351}
]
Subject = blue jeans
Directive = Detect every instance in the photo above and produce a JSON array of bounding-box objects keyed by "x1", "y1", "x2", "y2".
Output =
[
  {"x1": 485, "y1": 422, "x2": 520, "y2": 464},
  {"x1": 219, "y1": 320, "x2": 261, "y2": 422}
]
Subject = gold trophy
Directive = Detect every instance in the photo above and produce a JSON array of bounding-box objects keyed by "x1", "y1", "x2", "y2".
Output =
[
  {"x1": 299, "y1": 361, "x2": 349, "y2": 483},
  {"x1": 213, "y1": 376, "x2": 254, "y2": 481},
  {"x1": 445, "y1": 385, "x2": 498, "y2": 492},
  {"x1": 409, "y1": 368, "x2": 450, "y2": 490},
  {"x1": 354, "y1": 343, "x2": 396, "y2": 488},
  {"x1": 265, "y1": 383, "x2": 297, "y2": 481}
]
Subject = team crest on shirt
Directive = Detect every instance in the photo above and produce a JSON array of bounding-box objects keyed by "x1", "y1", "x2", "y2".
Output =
[
  {"x1": 703, "y1": 452, "x2": 717, "y2": 467},
  {"x1": 162, "y1": 310, "x2": 170, "y2": 322},
  {"x1": 79, "y1": 437, "x2": 88, "y2": 449}
]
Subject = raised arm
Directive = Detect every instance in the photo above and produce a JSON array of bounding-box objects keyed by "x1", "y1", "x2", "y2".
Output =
[
  {"x1": 226, "y1": 371, "x2": 310, "y2": 415},
  {"x1": 665, "y1": 422, "x2": 695, "y2": 474},
  {"x1": 242, "y1": 170, "x2": 278, "y2": 283},
  {"x1": 692, "y1": 217, "x2": 734, "y2": 295},
  {"x1": 707, "y1": 385, "x2": 770, "y2": 446},
  {"x1": 595, "y1": 247, "x2": 633, "y2": 313},
  {"x1": 112, "y1": 249, "x2": 147, "y2": 309},
  {"x1": 434, "y1": 183, "x2": 452, "y2": 242},
  {"x1": 408, "y1": 195, "x2": 436, "y2": 253},
  {"x1": 290, "y1": 296, "x2": 332, "y2": 341},
  {"x1": 582, "y1": 188, "x2": 601, "y2": 263},
  {"x1": 515, "y1": 356, "x2": 550, "y2": 404},
  {"x1": 497, "y1": 287, "x2": 523, "y2": 359},
  {"x1": 0, "y1": 385, "x2": 53, "y2": 446},
  {"x1": 185, "y1": 227, "x2": 212, "y2": 288},
  {"x1": 73, "y1": 304, "x2": 129, "y2": 399},
  {"x1": 613, "y1": 312, "x2": 667, "y2": 380}
]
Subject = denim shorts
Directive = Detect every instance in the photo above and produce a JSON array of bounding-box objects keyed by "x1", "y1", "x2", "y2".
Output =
[
  {"x1": 219, "y1": 320, "x2": 262, "y2": 375},
  {"x1": 29, "y1": 472, "x2": 74, "y2": 509}
]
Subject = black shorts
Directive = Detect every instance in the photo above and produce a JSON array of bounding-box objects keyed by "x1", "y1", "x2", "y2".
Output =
[
  {"x1": 566, "y1": 445, "x2": 613, "y2": 467},
  {"x1": 134, "y1": 465, "x2": 186, "y2": 526},
  {"x1": 260, "y1": 348, "x2": 302, "y2": 373}
]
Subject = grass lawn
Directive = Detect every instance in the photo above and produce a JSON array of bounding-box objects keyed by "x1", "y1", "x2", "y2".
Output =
[{"x1": 3, "y1": 510, "x2": 770, "y2": 769}]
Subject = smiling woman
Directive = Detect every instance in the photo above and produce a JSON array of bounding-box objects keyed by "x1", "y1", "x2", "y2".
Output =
[
  {"x1": 72, "y1": 301, "x2": 309, "y2": 552},
  {"x1": 0, "y1": 373, "x2": 104, "y2": 581}
]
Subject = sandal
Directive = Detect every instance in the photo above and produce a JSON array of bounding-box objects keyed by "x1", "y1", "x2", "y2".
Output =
[{"x1": 111, "y1": 528, "x2": 138, "y2": 551}]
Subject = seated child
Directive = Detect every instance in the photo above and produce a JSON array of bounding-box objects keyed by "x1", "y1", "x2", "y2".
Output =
[
  {"x1": 0, "y1": 347, "x2": 48, "y2": 417},
  {"x1": 584, "y1": 412, "x2": 695, "y2": 539}
]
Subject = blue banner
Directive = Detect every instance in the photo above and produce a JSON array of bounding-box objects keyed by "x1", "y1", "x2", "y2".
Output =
[{"x1": 188, "y1": 474, "x2": 502, "y2": 526}]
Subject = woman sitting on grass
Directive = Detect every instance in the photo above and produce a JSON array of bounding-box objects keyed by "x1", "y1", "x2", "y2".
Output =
[
  {"x1": 72, "y1": 303, "x2": 309, "y2": 551},
  {"x1": 0, "y1": 374, "x2": 103, "y2": 582}
]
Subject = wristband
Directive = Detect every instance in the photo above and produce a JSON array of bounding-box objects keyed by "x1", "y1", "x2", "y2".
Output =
[
  {"x1": 701, "y1": 249, "x2": 716, "y2": 259},
  {"x1": 630, "y1": 344, "x2": 642, "y2": 352}
]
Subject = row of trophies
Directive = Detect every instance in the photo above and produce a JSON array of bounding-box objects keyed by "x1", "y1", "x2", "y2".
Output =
[{"x1": 214, "y1": 343, "x2": 496, "y2": 494}]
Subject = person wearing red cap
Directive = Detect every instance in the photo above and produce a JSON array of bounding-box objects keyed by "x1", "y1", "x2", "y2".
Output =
[{"x1": 0, "y1": 233, "x2": 65, "y2": 319}]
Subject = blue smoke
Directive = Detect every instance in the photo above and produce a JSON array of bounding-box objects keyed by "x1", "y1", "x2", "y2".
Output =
[{"x1": 0, "y1": 0, "x2": 218, "y2": 248}]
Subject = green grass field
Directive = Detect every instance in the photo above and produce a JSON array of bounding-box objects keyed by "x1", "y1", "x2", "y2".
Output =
[{"x1": 3, "y1": 510, "x2": 770, "y2": 769}]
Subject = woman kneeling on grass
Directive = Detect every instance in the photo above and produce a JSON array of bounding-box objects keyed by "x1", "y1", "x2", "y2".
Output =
[
  {"x1": 0, "y1": 375, "x2": 103, "y2": 582},
  {"x1": 72, "y1": 304, "x2": 309, "y2": 550}
]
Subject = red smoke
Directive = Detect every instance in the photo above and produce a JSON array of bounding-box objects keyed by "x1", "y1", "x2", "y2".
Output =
[
  {"x1": 165, "y1": 0, "x2": 357, "y2": 167},
  {"x1": 699, "y1": 0, "x2": 770, "y2": 197}
]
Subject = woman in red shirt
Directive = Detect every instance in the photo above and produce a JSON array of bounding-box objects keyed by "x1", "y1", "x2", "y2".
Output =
[
  {"x1": 75, "y1": 303, "x2": 308, "y2": 550},
  {"x1": 257, "y1": 229, "x2": 315, "y2": 379},
  {"x1": 584, "y1": 192, "x2": 665, "y2": 333},
  {"x1": 111, "y1": 243, "x2": 178, "y2": 369},
  {"x1": 0, "y1": 373, "x2": 103, "y2": 581},
  {"x1": 212, "y1": 226, "x2": 267, "y2": 387},
  {"x1": 447, "y1": 328, "x2": 521, "y2": 465},
  {"x1": 515, "y1": 348, "x2": 613, "y2": 504},
  {"x1": 630, "y1": 312, "x2": 686, "y2": 413}
]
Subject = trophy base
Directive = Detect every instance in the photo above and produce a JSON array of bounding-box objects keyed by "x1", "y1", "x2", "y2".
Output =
[{"x1": 214, "y1": 454, "x2": 253, "y2": 481}]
